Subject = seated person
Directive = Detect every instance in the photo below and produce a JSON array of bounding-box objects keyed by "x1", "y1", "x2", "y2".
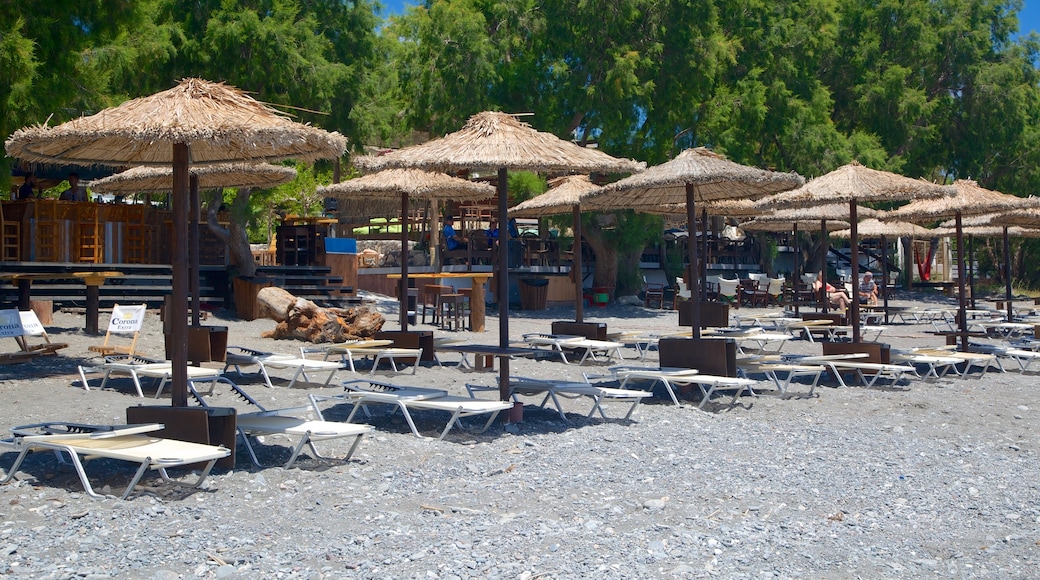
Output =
[
  {"x1": 17, "y1": 173, "x2": 36, "y2": 200},
  {"x1": 443, "y1": 217, "x2": 467, "y2": 250},
  {"x1": 858, "y1": 271, "x2": 879, "y2": 306},
  {"x1": 485, "y1": 220, "x2": 499, "y2": 249},
  {"x1": 59, "y1": 172, "x2": 89, "y2": 202},
  {"x1": 812, "y1": 270, "x2": 852, "y2": 311}
]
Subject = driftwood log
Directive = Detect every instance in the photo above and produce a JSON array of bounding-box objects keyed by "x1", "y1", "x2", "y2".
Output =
[{"x1": 257, "y1": 287, "x2": 384, "y2": 343}]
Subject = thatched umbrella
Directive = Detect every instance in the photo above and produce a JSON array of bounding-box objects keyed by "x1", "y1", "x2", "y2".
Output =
[
  {"x1": 830, "y1": 218, "x2": 935, "y2": 322},
  {"x1": 6, "y1": 78, "x2": 345, "y2": 407},
  {"x1": 318, "y1": 168, "x2": 495, "y2": 332},
  {"x1": 89, "y1": 162, "x2": 297, "y2": 192},
  {"x1": 585, "y1": 148, "x2": 804, "y2": 337},
  {"x1": 743, "y1": 203, "x2": 870, "y2": 316},
  {"x1": 511, "y1": 175, "x2": 601, "y2": 322},
  {"x1": 355, "y1": 111, "x2": 644, "y2": 400},
  {"x1": 90, "y1": 163, "x2": 299, "y2": 329},
  {"x1": 883, "y1": 179, "x2": 1035, "y2": 347},
  {"x1": 938, "y1": 211, "x2": 1040, "y2": 320},
  {"x1": 755, "y1": 161, "x2": 950, "y2": 343},
  {"x1": 627, "y1": 198, "x2": 764, "y2": 299}
]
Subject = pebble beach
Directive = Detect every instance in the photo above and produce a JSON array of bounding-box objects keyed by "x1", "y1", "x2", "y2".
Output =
[{"x1": 0, "y1": 292, "x2": 1037, "y2": 579}]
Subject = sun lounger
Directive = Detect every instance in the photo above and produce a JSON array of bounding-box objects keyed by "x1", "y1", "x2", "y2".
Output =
[
  {"x1": 970, "y1": 343, "x2": 1040, "y2": 372},
  {"x1": 224, "y1": 347, "x2": 342, "y2": 388},
  {"x1": 188, "y1": 378, "x2": 371, "y2": 468},
  {"x1": 304, "y1": 339, "x2": 395, "y2": 370},
  {"x1": 716, "y1": 327, "x2": 793, "y2": 354},
  {"x1": 522, "y1": 333, "x2": 625, "y2": 364},
  {"x1": 305, "y1": 342, "x2": 421, "y2": 375},
  {"x1": 466, "y1": 377, "x2": 652, "y2": 421},
  {"x1": 891, "y1": 350, "x2": 961, "y2": 379},
  {"x1": 911, "y1": 347, "x2": 1004, "y2": 375},
  {"x1": 606, "y1": 365, "x2": 756, "y2": 410},
  {"x1": 313, "y1": 380, "x2": 512, "y2": 440},
  {"x1": 737, "y1": 357, "x2": 824, "y2": 398},
  {"x1": 788, "y1": 353, "x2": 915, "y2": 388},
  {"x1": 0, "y1": 422, "x2": 229, "y2": 500},
  {"x1": 79, "y1": 355, "x2": 221, "y2": 398}
]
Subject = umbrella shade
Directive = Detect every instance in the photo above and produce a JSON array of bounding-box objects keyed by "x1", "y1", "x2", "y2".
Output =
[
  {"x1": 353, "y1": 111, "x2": 643, "y2": 401},
  {"x1": 355, "y1": 112, "x2": 645, "y2": 174},
  {"x1": 754, "y1": 161, "x2": 949, "y2": 210},
  {"x1": 6, "y1": 79, "x2": 346, "y2": 166},
  {"x1": 742, "y1": 218, "x2": 850, "y2": 232},
  {"x1": 588, "y1": 147, "x2": 804, "y2": 208},
  {"x1": 931, "y1": 225, "x2": 1040, "y2": 238},
  {"x1": 883, "y1": 179, "x2": 1037, "y2": 221},
  {"x1": 89, "y1": 163, "x2": 298, "y2": 193},
  {"x1": 5, "y1": 78, "x2": 345, "y2": 410},
  {"x1": 754, "y1": 161, "x2": 950, "y2": 344},
  {"x1": 626, "y1": 198, "x2": 763, "y2": 219},
  {"x1": 829, "y1": 218, "x2": 933, "y2": 239},
  {"x1": 318, "y1": 168, "x2": 494, "y2": 201},
  {"x1": 752, "y1": 203, "x2": 878, "y2": 223},
  {"x1": 319, "y1": 168, "x2": 496, "y2": 333},
  {"x1": 586, "y1": 147, "x2": 803, "y2": 338},
  {"x1": 988, "y1": 207, "x2": 1040, "y2": 228},
  {"x1": 510, "y1": 175, "x2": 600, "y2": 217}
]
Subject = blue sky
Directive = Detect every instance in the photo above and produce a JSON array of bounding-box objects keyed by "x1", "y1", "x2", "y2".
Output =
[{"x1": 379, "y1": 1, "x2": 1039, "y2": 35}]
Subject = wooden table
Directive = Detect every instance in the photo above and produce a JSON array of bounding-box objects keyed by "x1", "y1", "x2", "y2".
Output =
[
  {"x1": 387, "y1": 272, "x2": 495, "y2": 332},
  {"x1": 0, "y1": 271, "x2": 123, "y2": 334}
]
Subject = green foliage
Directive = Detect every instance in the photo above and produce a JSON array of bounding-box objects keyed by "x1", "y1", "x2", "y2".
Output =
[
  {"x1": 506, "y1": 171, "x2": 546, "y2": 204},
  {"x1": 7, "y1": 0, "x2": 1040, "y2": 290}
]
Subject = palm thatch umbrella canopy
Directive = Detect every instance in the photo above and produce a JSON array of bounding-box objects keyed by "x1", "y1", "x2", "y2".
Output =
[
  {"x1": 5, "y1": 78, "x2": 346, "y2": 408},
  {"x1": 829, "y1": 218, "x2": 932, "y2": 239},
  {"x1": 354, "y1": 111, "x2": 644, "y2": 400},
  {"x1": 829, "y1": 218, "x2": 936, "y2": 321},
  {"x1": 987, "y1": 206, "x2": 1040, "y2": 228},
  {"x1": 754, "y1": 161, "x2": 950, "y2": 343},
  {"x1": 883, "y1": 179, "x2": 1037, "y2": 345},
  {"x1": 511, "y1": 174, "x2": 600, "y2": 217},
  {"x1": 511, "y1": 175, "x2": 602, "y2": 322},
  {"x1": 584, "y1": 147, "x2": 804, "y2": 336},
  {"x1": 743, "y1": 204, "x2": 873, "y2": 315},
  {"x1": 88, "y1": 163, "x2": 298, "y2": 193},
  {"x1": 6, "y1": 79, "x2": 346, "y2": 166},
  {"x1": 319, "y1": 168, "x2": 495, "y2": 332}
]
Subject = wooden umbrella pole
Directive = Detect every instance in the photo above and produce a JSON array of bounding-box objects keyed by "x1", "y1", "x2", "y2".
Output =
[
  {"x1": 685, "y1": 183, "x2": 700, "y2": 337},
  {"x1": 968, "y1": 235, "x2": 976, "y2": 310},
  {"x1": 190, "y1": 174, "x2": 201, "y2": 329},
  {"x1": 400, "y1": 191, "x2": 410, "y2": 332},
  {"x1": 793, "y1": 222, "x2": 800, "y2": 316},
  {"x1": 1004, "y1": 226, "x2": 1013, "y2": 322},
  {"x1": 820, "y1": 219, "x2": 829, "y2": 314},
  {"x1": 881, "y1": 235, "x2": 890, "y2": 324},
  {"x1": 956, "y1": 212, "x2": 968, "y2": 351},
  {"x1": 170, "y1": 143, "x2": 190, "y2": 408},
  {"x1": 701, "y1": 207, "x2": 709, "y2": 302},
  {"x1": 573, "y1": 204, "x2": 584, "y2": 323},
  {"x1": 497, "y1": 168, "x2": 510, "y2": 401},
  {"x1": 850, "y1": 200, "x2": 861, "y2": 343}
]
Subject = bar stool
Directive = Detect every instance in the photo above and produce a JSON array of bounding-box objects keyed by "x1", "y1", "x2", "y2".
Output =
[
  {"x1": 422, "y1": 284, "x2": 452, "y2": 325},
  {"x1": 440, "y1": 293, "x2": 466, "y2": 331},
  {"x1": 457, "y1": 287, "x2": 473, "y2": 326}
]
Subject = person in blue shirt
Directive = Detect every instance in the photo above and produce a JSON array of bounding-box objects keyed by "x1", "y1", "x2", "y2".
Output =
[
  {"x1": 485, "y1": 220, "x2": 499, "y2": 249},
  {"x1": 507, "y1": 217, "x2": 520, "y2": 238},
  {"x1": 443, "y1": 217, "x2": 467, "y2": 250}
]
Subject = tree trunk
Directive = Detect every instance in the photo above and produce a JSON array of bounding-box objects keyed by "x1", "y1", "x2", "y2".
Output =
[
  {"x1": 257, "y1": 286, "x2": 384, "y2": 343},
  {"x1": 205, "y1": 187, "x2": 257, "y2": 278}
]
